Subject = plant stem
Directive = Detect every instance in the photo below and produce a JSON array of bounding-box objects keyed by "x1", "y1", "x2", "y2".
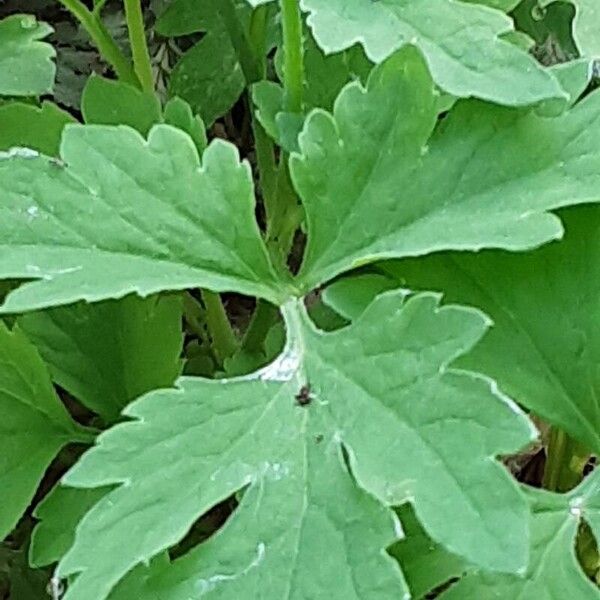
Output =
[
  {"x1": 252, "y1": 113, "x2": 277, "y2": 214},
  {"x1": 218, "y1": 0, "x2": 262, "y2": 83},
  {"x1": 202, "y1": 290, "x2": 238, "y2": 364},
  {"x1": 281, "y1": 0, "x2": 304, "y2": 112},
  {"x1": 249, "y1": 5, "x2": 269, "y2": 78},
  {"x1": 543, "y1": 427, "x2": 590, "y2": 492},
  {"x1": 123, "y1": 0, "x2": 154, "y2": 92},
  {"x1": 242, "y1": 300, "x2": 279, "y2": 353},
  {"x1": 58, "y1": 0, "x2": 138, "y2": 86}
]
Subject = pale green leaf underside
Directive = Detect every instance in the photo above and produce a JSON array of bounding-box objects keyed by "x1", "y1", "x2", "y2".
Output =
[
  {"x1": 0, "y1": 124, "x2": 286, "y2": 313},
  {"x1": 300, "y1": 0, "x2": 565, "y2": 106},
  {"x1": 19, "y1": 294, "x2": 184, "y2": 423},
  {"x1": 293, "y1": 47, "x2": 600, "y2": 292},
  {"x1": 0, "y1": 14, "x2": 55, "y2": 96},
  {"x1": 443, "y1": 471, "x2": 600, "y2": 599},
  {"x1": 56, "y1": 292, "x2": 533, "y2": 599},
  {"x1": 384, "y1": 206, "x2": 600, "y2": 455},
  {"x1": 0, "y1": 322, "x2": 85, "y2": 540}
]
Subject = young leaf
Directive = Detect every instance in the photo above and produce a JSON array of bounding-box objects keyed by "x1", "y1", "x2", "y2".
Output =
[
  {"x1": 55, "y1": 292, "x2": 533, "y2": 599},
  {"x1": 383, "y1": 206, "x2": 600, "y2": 454},
  {"x1": 0, "y1": 14, "x2": 55, "y2": 96},
  {"x1": 0, "y1": 322, "x2": 90, "y2": 540},
  {"x1": 0, "y1": 101, "x2": 75, "y2": 156},
  {"x1": 292, "y1": 46, "x2": 600, "y2": 293},
  {"x1": 82, "y1": 75, "x2": 162, "y2": 136},
  {"x1": 442, "y1": 471, "x2": 600, "y2": 598},
  {"x1": 18, "y1": 295, "x2": 184, "y2": 423},
  {"x1": 0, "y1": 124, "x2": 286, "y2": 313},
  {"x1": 301, "y1": 0, "x2": 565, "y2": 106},
  {"x1": 163, "y1": 97, "x2": 207, "y2": 155}
]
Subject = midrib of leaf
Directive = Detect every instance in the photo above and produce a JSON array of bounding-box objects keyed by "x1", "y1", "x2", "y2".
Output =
[
  {"x1": 0, "y1": 245, "x2": 283, "y2": 305},
  {"x1": 446, "y1": 255, "x2": 600, "y2": 452}
]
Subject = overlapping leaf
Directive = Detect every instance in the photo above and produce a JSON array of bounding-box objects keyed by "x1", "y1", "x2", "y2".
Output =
[
  {"x1": 0, "y1": 125, "x2": 285, "y2": 313},
  {"x1": 19, "y1": 295, "x2": 184, "y2": 423},
  {"x1": 0, "y1": 101, "x2": 74, "y2": 156},
  {"x1": 300, "y1": 0, "x2": 565, "y2": 106},
  {"x1": 0, "y1": 322, "x2": 91, "y2": 540},
  {"x1": 0, "y1": 14, "x2": 55, "y2": 96},
  {"x1": 442, "y1": 470, "x2": 600, "y2": 598},
  {"x1": 292, "y1": 46, "x2": 600, "y2": 292},
  {"x1": 53, "y1": 292, "x2": 533, "y2": 599},
  {"x1": 383, "y1": 206, "x2": 600, "y2": 455}
]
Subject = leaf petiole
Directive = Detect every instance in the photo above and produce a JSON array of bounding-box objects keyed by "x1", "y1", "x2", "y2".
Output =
[
  {"x1": 57, "y1": 0, "x2": 138, "y2": 86},
  {"x1": 123, "y1": 0, "x2": 154, "y2": 92}
]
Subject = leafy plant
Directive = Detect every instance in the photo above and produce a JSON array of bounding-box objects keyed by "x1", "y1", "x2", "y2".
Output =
[{"x1": 0, "y1": 1, "x2": 599, "y2": 598}]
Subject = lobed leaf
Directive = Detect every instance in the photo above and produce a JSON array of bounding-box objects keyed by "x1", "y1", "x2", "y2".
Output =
[
  {"x1": 0, "y1": 124, "x2": 286, "y2": 313},
  {"x1": 442, "y1": 471, "x2": 600, "y2": 598},
  {"x1": 293, "y1": 46, "x2": 600, "y2": 292},
  {"x1": 300, "y1": 0, "x2": 565, "y2": 106},
  {"x1": 55, "y1": 291, "x2": 533, "y2": 599},
  {"x1": 0, "y1": 14, "x2": 55, "y2": 96}
]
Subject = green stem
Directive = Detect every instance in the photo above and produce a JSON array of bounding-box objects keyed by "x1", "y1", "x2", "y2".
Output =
[
  {"x1": 202, "y1": 290, "x2": 238, "y2": 364},
  {"x1": 252, "y1": 112, "x2": 277, "y2": 214},
  {"x1": 249, "y1": 5, "x2": 269, "y2": 78},
  {"x1": 218, "y1": 0, "x2": 262, "y2": 83},
  {"x1": 123, "y1": 0, "x2": 154, "y2": 92},
  {"x1": 242, "y1": 300, "x2": 279, "y2": 353},
  {"x1": 58, "y1": 0, "x2": 138, "y2": 85},
  {"x1": 543, "y1": 427, "x2": 590, "y2": 492},
  {"x1": 280, "y1": 0, "x2": 304, "y2": 112},
  {"x1": 267, "y1": 159, "x2": 302, "y2": 263}
]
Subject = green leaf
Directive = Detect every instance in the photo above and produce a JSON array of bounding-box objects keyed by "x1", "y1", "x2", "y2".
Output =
[
  {"x1": 82, "y1": 75, "x2": 162, "y2": 136},
  {"x1": 0, "y1": 14, "x2": 55, "y2": 96},
  {"x1": 292, "y1": 46, "x2": 600, "y2": 292},
  {"x1": 0, "y1": 322, "x2": 90, "y2": 540},
  {"x1": 55, "y1": 291, "x2": 533, "y2": 599},
  {"x1": 383, "y1": 206, "x2": 600, "y2": 455},
  {"x1": 18, "y1": 294, "x2": 184, "y2": 423},
  {"x1": 255, "y1": 36, "x2": 371, "y2": 151},
  {"x1": 390, "y1": 505, "x2": 468, "y2": 599},
  {"x1": 301, "y1": 0, "x2": 566, "y2": 106},
  {"x1": 169, "y1": 33, "x2": 245, "y2": 126},
  {"x1": 0, "y1": 124, "x2": 286, "y2": 313},
  {"x1": 30, "y1": 486, "x2": 108, "y2": 568},
  {"x1": 442, "y1": 472, "x2": 600, "y2": 598},
  {"x1": 322, "y1": 273, "x2": 399, "y2": 322},
  {"x1": 155, "y1": 0, "x2": 220, "y2": 36},
  {"x1": 163, "y1": 97, "x2": 207, "y2": 155},
  {"x1": 0, "y1": 101, "x2": 75, "y2": 156},
  {"x1": 542, "y1": 0, "x2": 600, "y2": 57}
]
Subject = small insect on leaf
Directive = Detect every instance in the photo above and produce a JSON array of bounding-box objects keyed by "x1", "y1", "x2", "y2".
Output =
[{"x1": 295, "y1": 384, "x2": 312, "y2": 407}]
